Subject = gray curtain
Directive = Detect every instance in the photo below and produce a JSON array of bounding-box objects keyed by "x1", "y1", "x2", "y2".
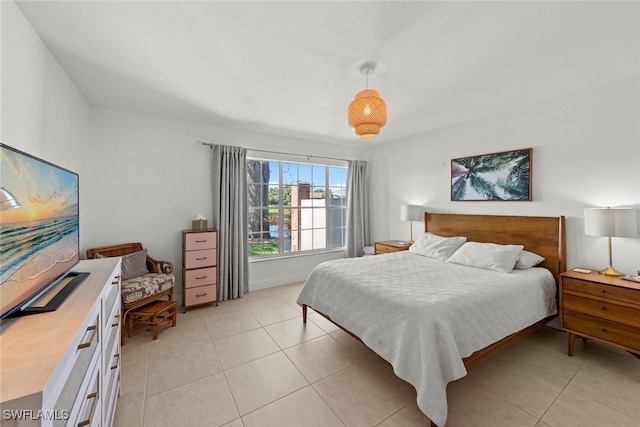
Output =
[
  {"x1": 345, "y1": 160, "x2": 370, "y2": 257},
  {"x1": 211, "y1": 144, "x2": 249, "y2": 300}
]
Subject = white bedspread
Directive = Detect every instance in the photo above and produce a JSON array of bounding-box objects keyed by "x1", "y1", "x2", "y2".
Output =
[{"x1": 296, "y1": 251, "x2": 557, "y2": 427}]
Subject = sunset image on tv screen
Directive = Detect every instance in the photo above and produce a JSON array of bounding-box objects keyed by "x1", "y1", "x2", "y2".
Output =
[{"x1": 0, "y1": 144, "x2": 79, "y2": 318}]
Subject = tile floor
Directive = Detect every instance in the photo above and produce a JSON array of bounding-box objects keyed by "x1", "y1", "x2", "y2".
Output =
[{"x1": 114, "y1": 282, "x2": 640, "y2": 427}]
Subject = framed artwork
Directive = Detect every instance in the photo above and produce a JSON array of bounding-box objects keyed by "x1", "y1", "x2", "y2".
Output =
[{"x1": 451, "y1": 148, "x2": 532, "y2": 201}]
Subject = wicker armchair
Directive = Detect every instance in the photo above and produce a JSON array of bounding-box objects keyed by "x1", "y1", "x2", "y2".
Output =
[{"x1": 87, "y1": 242, "x2": 175, "y2": 344}]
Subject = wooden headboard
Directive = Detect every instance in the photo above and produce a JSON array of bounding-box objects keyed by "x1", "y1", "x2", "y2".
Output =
[{"x1": 425, "y1": 213, "x2": 566, "y2": 284}]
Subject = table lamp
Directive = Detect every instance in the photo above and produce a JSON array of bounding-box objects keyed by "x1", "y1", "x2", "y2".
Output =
[
  {"x1": 400, "y1": 205, "x2": 423, "y2": 244},
  {"x1": 584, "y1": 207, "x2": 638, "y2": 276}
]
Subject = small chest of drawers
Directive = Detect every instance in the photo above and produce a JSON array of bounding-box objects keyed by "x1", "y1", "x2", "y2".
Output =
[
  {"x1": 374, "y1": 240, "x2": 411, "y2": 255},
  {"x1": 182, "y1": 229, "x2": 218, "y2": 311},
  {"x1": 559, "y1": 270, "x2": 640, "y2": 356}
]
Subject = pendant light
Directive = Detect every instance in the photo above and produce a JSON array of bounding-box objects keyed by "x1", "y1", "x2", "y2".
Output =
[{"x1": 348, "y1": 61, "x2": 387, "y2": 138}]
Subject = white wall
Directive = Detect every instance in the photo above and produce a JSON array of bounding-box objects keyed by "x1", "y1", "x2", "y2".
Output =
[
  {"x1": 5, "y1": 0, "x2": 638, "y2": 293},
  {"x1": 1, "y1": 1, "x2": 89, "y2": 168},
  {"x1": 370, "y1": 76, "x2": 640, "y2": 275},
  {"x1": 1, "y1": 1, "x2": 90, "y2": 238},
  {"x1": 1, "y1": 0, "x2": 365, "y2": 297},
  {"x1": 87, "y1": 108, "x2": 366, "y2": 296}
]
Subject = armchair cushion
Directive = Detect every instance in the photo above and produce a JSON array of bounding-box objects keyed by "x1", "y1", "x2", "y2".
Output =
[
  {"x1": 121, "y1": 273, "x2": 175, "y2": 305},
  {"x1": 121, "y1": 249, "x2": 150, "y2": 280}
]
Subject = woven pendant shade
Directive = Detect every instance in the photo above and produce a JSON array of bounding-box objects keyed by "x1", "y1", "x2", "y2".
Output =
[{"x1": 348, "y1": 89, "x2": 387, "y2": 138}]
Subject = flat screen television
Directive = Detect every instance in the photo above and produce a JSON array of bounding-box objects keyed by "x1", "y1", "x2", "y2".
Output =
[{"x1": 0, "y1": 143, "x2": 87, "y2": 320}]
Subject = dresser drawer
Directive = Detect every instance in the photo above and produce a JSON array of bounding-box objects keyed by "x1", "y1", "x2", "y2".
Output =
[
  {"x1": 54, "y1": 313, "x2": 100, "y2": 425},
  {"x1": 103, "y1": 273, "x2": 120, "y2": 328},
  {"x1": 185, "y1": 232, "x2": 217, "y2": 251},
  {"x1": 184, "y1": 249, "x2": 216, "y2": 269},
  {"x1": 562, "y1": 277, "x2": 640, "y2": 305},
  {"x1": 103, "y1": 299, "x2": 120, "y2": 358},
  {"x1": 103, "y1": 332, "x2": 120, "y2": 418},
  {"x1": 74, "y1": 357, "x2": 101, "y2": 427},
  {"x1": 184, "y1": 284, "x2": 217, "y2": 306},
  {"x1": 184, "y1": 267, "x2": 217, "y2": 289},
  {"x1": 563, "y1": 309, "x2": 640, "y2": 352},
  {"x1": 563, "y1": 293, "x2": 640, "y2": 328}
]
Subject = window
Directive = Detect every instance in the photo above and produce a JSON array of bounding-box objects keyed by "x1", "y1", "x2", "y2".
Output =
[{"x1": 247, "y1": 159, "x2": 347, "y2": 258}]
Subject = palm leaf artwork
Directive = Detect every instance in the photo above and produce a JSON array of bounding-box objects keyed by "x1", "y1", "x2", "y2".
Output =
[
  {"x1": 451, "y1": 149, "x2": 531, "y2": 201},
  {"x1": 496, "y1": 155, "x2": 530, "y2": 200},
  {"x1": 451, "y1": 174, "x2": 468, "y2": 200}
]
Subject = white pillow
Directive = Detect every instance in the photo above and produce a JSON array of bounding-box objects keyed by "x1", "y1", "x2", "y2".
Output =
[
  {"x1": 409, "y1": 232, "x2": 467, "y2": 261},
  {"x1": 447, "y1": 242, "x2": 524, "y2": 273},
  {"x1": 514, "y1": 250, "x2": 545, "y2": 270}
]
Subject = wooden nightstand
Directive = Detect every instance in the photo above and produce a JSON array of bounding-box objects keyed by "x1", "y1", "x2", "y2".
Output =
[
  {"x1": 559, "y1": 270, "x2": 640, "y2": 357},
  {"x1": 374, "y1": 240, "x2": 411, "y2": 255}
]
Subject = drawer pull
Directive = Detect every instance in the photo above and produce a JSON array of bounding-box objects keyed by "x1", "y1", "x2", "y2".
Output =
[
  {"x1": 195, "y1": 239, "x2": 208, "y2": 243},
  {"x1": 601, "y1": 306, "x2": 607, "y2": 311},
  {"x1": 196, "y1": 293, "x2": 208, "y2": 297},
  {"x1": 601, "y1": 327, "x2": 607, "y2": 332},
  {"x1": 77, "y1": 391, "x2": 99, "y2": 427},
  {"x1": 195, "y1": 257, "x2": 208, "y2": 261},
  {"x1": 112, "y1": 275, "x2": 120, "y2": 285},
  {"x1": 78, "y1": 325, "x2": 98, "y2": 350},
  {"x1": 111, "y1": 353, "x2": 120, "y2": 370},
  {"x1": 600, "y1": 289, "x2": 606, "y2": 293},
  {"x1": 196, "y1": 276, "x2": 208, "y2": 280}
]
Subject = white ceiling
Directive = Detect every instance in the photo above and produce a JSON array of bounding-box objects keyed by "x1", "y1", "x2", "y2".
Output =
[{"x1": 16, "y1": 1, "x2": 639, "y2": 146}]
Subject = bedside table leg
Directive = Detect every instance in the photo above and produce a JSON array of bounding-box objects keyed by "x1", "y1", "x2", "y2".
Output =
[{"x1": 568, "y1": 332, "x2": 576, "y2": 356}]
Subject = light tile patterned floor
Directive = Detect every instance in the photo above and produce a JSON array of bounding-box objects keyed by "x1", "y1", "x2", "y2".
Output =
[{"x1": 114, "y1": 282, "x2": 640, "y2": 427}]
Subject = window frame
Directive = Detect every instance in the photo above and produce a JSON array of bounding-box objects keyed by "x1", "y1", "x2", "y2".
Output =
[{"x1": 247, "y1": 155, "x2": 348, "y2": 259}]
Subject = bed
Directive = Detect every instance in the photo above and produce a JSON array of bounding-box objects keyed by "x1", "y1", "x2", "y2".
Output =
[{"x1": 297, "y1": 213, "x2": 566, "y2": 427}]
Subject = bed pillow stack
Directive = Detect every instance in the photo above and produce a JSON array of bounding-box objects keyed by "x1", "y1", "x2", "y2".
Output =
[
  {"x1": 409, "y1": 232, "x2": 546, "y2": 273},
  {"x1": 409, "y1": 232, "x2": 467, "y2": 261}
]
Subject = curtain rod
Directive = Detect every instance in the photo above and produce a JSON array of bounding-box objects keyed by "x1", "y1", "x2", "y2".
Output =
[{"x1": 197, "y1": 140, "x2": 354, "y2": 163}]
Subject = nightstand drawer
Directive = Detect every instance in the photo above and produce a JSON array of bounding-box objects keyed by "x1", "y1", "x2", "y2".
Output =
[
  {"x1": 562, "y1": 277, "x2": 640, "y2": 305},
  {"x1": 563, "y1": 309, "x2": 640, "y2": 352},
  {"x1": 375, "y1": 244, "x2": 395, "y2": 254},
  {"x1": 562, "y1": 293, "x2": 640, "y2": 328},
  {"x1": 374, "y1": 241, "x2": 410, "y2": 255}
]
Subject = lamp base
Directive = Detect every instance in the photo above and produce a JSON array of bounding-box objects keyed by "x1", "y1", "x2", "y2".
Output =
[{"x1": 599, "y1": 265, "x2": 622, "y2": 277}]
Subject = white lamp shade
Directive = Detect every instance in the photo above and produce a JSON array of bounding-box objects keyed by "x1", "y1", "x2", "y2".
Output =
[
  {"x1": 584, "y1": 207, "x2": 638, "y2": 238},
  {"x1": 400, "y1": 205, "x2": 423, "y2": 222}
]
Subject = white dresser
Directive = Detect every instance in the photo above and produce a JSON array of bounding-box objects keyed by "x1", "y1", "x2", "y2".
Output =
[{"x1": 0, "y1": 258, "x2": 121, "y2": 427}]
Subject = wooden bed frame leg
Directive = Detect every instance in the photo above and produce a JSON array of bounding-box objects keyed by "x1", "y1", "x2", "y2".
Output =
[
  {"x1": 568, "y1": 332, "x2": 576, "y2": 356},
  {"x1": 302, "y1": 304, "x2": 307, "y2": 323},
  {"x1": 430, "y1": 421, "x2": 438, "y2": 427}
]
